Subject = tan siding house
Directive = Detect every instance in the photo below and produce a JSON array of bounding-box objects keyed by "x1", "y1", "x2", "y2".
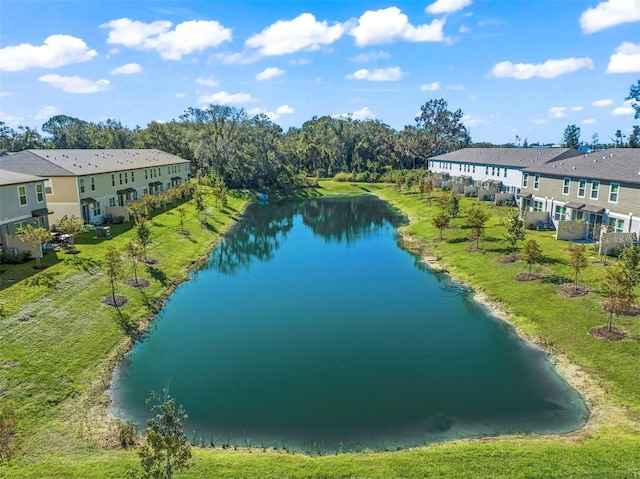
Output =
[
  {"x1": 0, "y1": 149, "x2": 191, "y2": 224},
  {"x1": 519, "y1": 149, "x2": 640, "y2": 238}
]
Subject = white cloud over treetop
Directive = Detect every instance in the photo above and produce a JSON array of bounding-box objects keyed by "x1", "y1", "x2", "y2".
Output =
[
  {"x1": 606, "y1": 42, "x2": 640, "y2": 73},
  {"x1": 592, "y1": 99, "x2": 613, "y2": 107},
  {"x1": 426, "y1": 0, "x2": 472, "y2": 15},
  {"x1": 346, "y1": 67, "x2": 404, "y2": 81},
  {"x1": 197, "y1": 91, "x2": 258, "y2": 105},
  {"x1": 548, "y1": 106, "x2": 567, "y2": 118},
  {"x1": 246, "y1": 13, "x2": 346, "y2": 55},
  {"x1": 110, "y1": 63, "x2": 142, "y2": 75},
  {"x1": 38, "y1": 74, "x2": 110, "y2": 93},
  {"x1": 35, "y1": 106, "x2": 60, "y2": 121},
  {"x1": 579, "y1": 0, "x2": 640, "y2": 33},
  {"x1": 0, "y1": 35, "x2": 97, "y2": 71},
  {"x1": 101, "y1": 18, "x2": 232, "y2": 60},
  {"x1": 490, "y1": 57, "x2": 593, "y2": 79},
  {"x1": 256, "y1": 67, "x2": 285, "y2": 81},
  {"x1": 349, "y1": 7, "x2": 445, "y2": 46}
]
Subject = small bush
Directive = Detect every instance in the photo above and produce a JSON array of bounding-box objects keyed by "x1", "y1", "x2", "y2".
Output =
[
  {"x1": 116, "y1": 420, "x2": 137, "y2": 449},
  {"x1": 0, "y1": 251, "x2": 32, "y2": 264}
]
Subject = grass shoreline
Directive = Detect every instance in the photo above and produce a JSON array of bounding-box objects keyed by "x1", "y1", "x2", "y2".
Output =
[{"x1": 2, "y1": 181, "x2": 640, "y2": 478}]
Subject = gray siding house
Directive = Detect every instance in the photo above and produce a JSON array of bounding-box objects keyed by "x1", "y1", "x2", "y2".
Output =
[
  {"x1": 519, "y1": 149, "x2": 640, "y2": 238},
  {"x1": 427, "y1": 148, "x2": 583, "y2": 194},
  {"x1": 0, "y1": 169, "x2": 51, "y2": 254}
]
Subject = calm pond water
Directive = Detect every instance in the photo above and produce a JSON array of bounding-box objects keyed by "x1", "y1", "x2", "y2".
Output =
[{"x1": 109, "y1": 195, "x2": 587, "y2": 452}]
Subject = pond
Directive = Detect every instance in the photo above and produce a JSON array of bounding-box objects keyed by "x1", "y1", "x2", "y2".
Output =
[{"x1": 109, "y1": 195, "x2": 587, "y2": 452}]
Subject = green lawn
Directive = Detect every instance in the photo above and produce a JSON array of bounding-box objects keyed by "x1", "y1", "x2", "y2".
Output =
[{"x1": 1, "y1": 181, "x2": 639, "y2": 478}]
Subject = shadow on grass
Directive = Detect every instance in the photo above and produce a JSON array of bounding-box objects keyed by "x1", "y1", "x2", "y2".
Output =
[
  {"x1": 540, "y1": 274, "x2": 571, "y2": 284},
  {"x1": 64, "y1": 255, "x2": 101, "y2": 275},
  {"x1": 24, "y1": 270, "x2": 61, "y2": 288},
  {"x1": 446, "y1": 237, "x2": 469, "y2": 244},
  {"x1": 146, "y1": 266, "x2": 170, "y2": 287}
]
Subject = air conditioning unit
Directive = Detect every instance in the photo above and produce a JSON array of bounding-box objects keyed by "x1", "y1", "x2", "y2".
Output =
[{"x1": 95, "y1": 226, "x2": 111, "y2": 239}]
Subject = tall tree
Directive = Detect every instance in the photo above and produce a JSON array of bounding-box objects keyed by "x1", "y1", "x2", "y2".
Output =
[
  {"x1": 626, "y1": 79, "x2": 640, "y2": 119},
  {"x1": 562, "y1": 124, "x2": 581, "y2": 149},
  {"x1": 136, "y1": 388, "x2": 192, "y2": 479},
  {"x1": 629, "y1": 125, "x2": 640, "y2": 148},
  {"x1": 414, "y1": 98, "x2": 471, "y2": 158},
  {"x1": 42, "y1": 115, "x2": 90, "y2": 149}
]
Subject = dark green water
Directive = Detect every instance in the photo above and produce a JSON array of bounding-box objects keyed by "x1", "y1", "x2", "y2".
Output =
[{"x1": 109, "y1": 196, "x2": 587, "y2": 452}]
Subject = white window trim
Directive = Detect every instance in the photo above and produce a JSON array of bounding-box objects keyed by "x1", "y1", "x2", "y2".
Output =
[
  {"x1": 577, "y1": 179, "x2": 586, "y2": 198},
  {"x1": 590, "y1": 180, "x2": 599, "y2": 200},
  {"x1": 533, "y1": 174, "x2": 540, "y2": 190},
  {"x1": 36, "y1": 183, "x2": 45, "y2": 203},
  {"x1": 17, "y1": 185, "x2": 27, "y2": 206},
  {"x1": 608, "y1": 182, "x2": 620, "y2": 204},
  {"x1": 562, "y1": 177, "x2": 570, "y2": 196},
  {"x1": 522, "y1": 173, "x2": 529, "y2": 188}
]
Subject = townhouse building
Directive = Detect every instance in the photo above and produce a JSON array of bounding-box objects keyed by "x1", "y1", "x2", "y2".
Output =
[
  {"x1": 518, "y1": 149, "x2": 640, "y2": 239},
  {"x1": 0, "y1": 149, "x2": 191, "y2": 225}
]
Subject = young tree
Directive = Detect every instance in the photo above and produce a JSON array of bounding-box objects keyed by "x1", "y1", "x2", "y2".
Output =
[
  {"x1": 135, "y1": 217, "x2": 153, "y2": 260},
  {"x1": 129, "y1": 200, "x2": 147, "y2": 224},
  {"x1": 568, "y1": 243, "x2": 589, "y2": 292},
  {"x1": 55, "y1": 215, "x2": 84, "y2": 248},
  {"x1": 104, "y1": 245, "x2": 124, "y2": 306},
  {"x1": 438, "y1": 191, "x2": 460, "y2": 218},
  {"x1": 192, "y1": 185, "x2": 207, "y2": 220},
  {"x1": 619, "y1": 244, "x2": 640, "y2": 291},
  {"x1": 466, "y1": 206, "x2": 490, "y2": 250},
  {"x1": 141, "y1": 194, "x2": 157, "y2": 217},
  {"x1": 522, "y1": 239, "x2": 542, "y2": 275},
  {"x1": 503, "y1": 210, "x2": 526, "y2": 254},
  {"x1": 432, "y1": 212, "x2": 451, "y2": 240},
  {"x1": 124, "y1": 241, "x2": 143, "y2": 284},
  {"x1": 423, "y1": 178, "x2": 434, "y2": 206},
  {"x1": 17, "y1": 224, "x2": 52, "y2": 268},
  {"x1": 136, "y1": 389, "x2": 192, "y2": 479},
  {"x1": 601, "y1": 268, "x2": 635, "y2": 332},
  {"x1": 176, "y1": 207, "x2": 187, "y2": 234},
  {"x1": 157, "y1": 191, "x2": 170, "y2": 210}
]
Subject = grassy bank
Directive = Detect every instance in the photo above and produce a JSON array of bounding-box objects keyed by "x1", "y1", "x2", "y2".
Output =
[{"x1": 1, "y1": 181, "x2": 640, "y2": 478}]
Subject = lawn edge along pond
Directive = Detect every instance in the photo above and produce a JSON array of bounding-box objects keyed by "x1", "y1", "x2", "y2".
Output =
[{"x1": 1, "y1": 181, "x2": 639, "y2": 478}]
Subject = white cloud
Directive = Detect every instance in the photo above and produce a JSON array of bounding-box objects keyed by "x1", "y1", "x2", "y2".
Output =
[
  {"x1": 35, "y1": 106, "x2": 60, "y2": 121},
  {"x1": 110, "y1": 63, "x2": 142, "y2": 75},
  {"x1": 346, "y1": 67, "x2": 404, "y2": 81},
  {"x1": 571, "y1": 106, "x2": 584, "y2": 111},
  {"x1": 38, "y1": 74, "x2": 110, "y2": 93},
  {"x1": 349, "y1": 7, "x2": 445, "y2": 46},
  {"x1": 0, "y1": 92, "x2": 11, "y2": 98},
  {"x1": 459, "y1": 25, "x2": 470, "y2": 33},
  {"x1": 420, "y1": 82, "x2": 441, "y2": 91},
  {"x1": 246, "y1": 13, "x2": 346, "y2": 55},
  {"x1": 349, "y1": 50, "x2": 391, "y2": 63},
  {"x1": 0, "y1": 112, "x2": 24, "y2": 127},
  {"x1": 606, "y1": 42, "x2": 640, "y2": 73},
  {"x1": 101, "y1": 18, "x2": 232, "y2": 60},
  {"x1": 548, "y1": 107, "x2": 567, "y2": 118},
  {"x1": 583, "y1": 118, "x2": 597, "y2": 124},
  {"x1": 611, "y1": 105, "x2": 636, "y2": 115},
  {"x1": 335, "y1": 107, "x2": 375, "y2": 121},
  {"x1": 197, "y1": 91, "x2": 258, "y2": 105},
  {"x1": 426, "y1": 0, "x2": 472, "y2": 15},
  {"x1": 175, "y1": 92, "x2": 186, "y2": 98},
  {"x1": 275, "y1": 104, "x2": 294, "y2": 115},
  {"x1": 592, "y1": 98, "x2": 613, "y2": 107},
  {"x1": 490, "y1": 57, "x2": 594, "y2": 79},
  {"x1": 532, "y1": 119, "x2": 548, "y2": 124},
  {"x1": 0, "y1": 34, "x2": 97, "y2": 71},
  {"x1": 462, "y1": 114, "x2": 490, "y2": 127},
  {"x1": 196, "y1": 76, "x2": 218, "y2": 87},
  {"x1": 256, "y1": 67, "x2": 285, "y2": 81},
  {"x1": 579, "y1": 0, "x2": 640, "y2": 33},
  {"x1": 291, "y1": 57, "x2": 311, "y2": 65}
]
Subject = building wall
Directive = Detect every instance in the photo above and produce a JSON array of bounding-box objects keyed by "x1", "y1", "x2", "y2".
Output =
[{"x1": 428, "y1": 160, "x2": 523, "y2": 192}]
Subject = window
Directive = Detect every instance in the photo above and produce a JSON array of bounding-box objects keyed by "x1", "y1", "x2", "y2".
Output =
[
  {"x1": 124, "y1": 172, "x2": 128, "y2": 184},
  {"x1": 158, "y1": 167, "x2": 162, "y2": 177},
  {"x1": 492, "y1": 167, "x2": 496, "y2": 176},
  {"x1": 92, "y1": 201, "x2": 101, "y2": 216},
  {"x1": 577, "y1": 179, "x2": 586, "y2": 198},
  {"x1": 532, "y1": 200, "x2": 544, "y2": 211},
  {"x1": 145, "y1": 169, "x2": 148, "y2": 180},
  {"x1": 459, "y1": 164, "x2": 462, "y2": 171},
  {"x1": 15, "y1": 220, "x2": 29, "y2": 231},
  {"x1": 90, "y1": 177, "x2": 96, "y2": 191},
  {"x1": 609, "y1": 183, "x2": 619, "y2": 203},
  {"x1": 109, "y1": 197, "x2": 116, "y2": 207},
  {"x1": 504, "y1": 168, "x2": 508, "y2": 177},
  {"x1": 168, "y1": 166, "x2": 171, "y2": 175},
  {"x1": 472, "y1": 165, "x2": 475, "y2": 173},
  {"x1": 131, "y1": 171, "x2": 135, "y2": 182},
  {"x1": 44, "y1": 179, "x2": 53, "y2": 195},
  {"x1": 111, "y1": 174, "x2": 115, "y2": 187},
  {"x1": 554, "y1": 205, "x2": 567, "y2": 220},
  {"x1": 522, "y1": 173, "x2": 529, "y2": 188},
  {"x1": 533, "y1": 174, "x2": 540, "y2": 190},
  {"x1": 562, "y1": 178, "x2": 570, "y2": 195},
  {"x1": 610, "y1": 218, "x2": 624, "y2": 233},
  {"x1": 590, "y1": 180, "x2": 599, "y2": 200},
  {"x1": 79, "y1": 178, "x2": 85, "y2": 193},
  {"x1": 485, "y1": 166, "x2": 489, "y2": 175},
  {"x1": 17, "y1": 185, "x2": 27, "y2": 206},
  {"x1": 36, "y1": 184, "x2": 44, "y2": 202},
  {"x1": 119, "y1": 173, "x2": 123, "y2": 185}
]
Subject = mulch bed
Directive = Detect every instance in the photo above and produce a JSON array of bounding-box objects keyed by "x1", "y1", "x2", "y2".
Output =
[
  {"x1": 620, "y1": 304, "x2": 640, "y2": 317},
  {"x1": 124, "y1": 278, "x2": 150, "y2": 288},
  {"x1": 177, "y1": 230, "x2": 191, "y2": 236},
  {"x1": 557, "y1": 283, "x2": 589, "y2": 298},
  {"x1": 466, "y1": 246, "x2": 484, "y2": 253},
  {"x1": 589, "y1": 325, "x2": 627, "y2": 341},
  {"x1": 101, "y1": 295, "x2": 128, "y2": 307},
  {"x1": 499, "y1": 255, "x2": 518, "y2": 264},
  {"x1": 139, "y1": 257, "x2": 158, "y2": 265},
  {"x1": 515, "y1": 272, "x2": 542, "y2": 281}
]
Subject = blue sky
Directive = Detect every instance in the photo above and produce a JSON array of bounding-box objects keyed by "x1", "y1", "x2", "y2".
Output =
[{"x1": 1, "y1": 0, "x2": 639, "y2": 145}]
